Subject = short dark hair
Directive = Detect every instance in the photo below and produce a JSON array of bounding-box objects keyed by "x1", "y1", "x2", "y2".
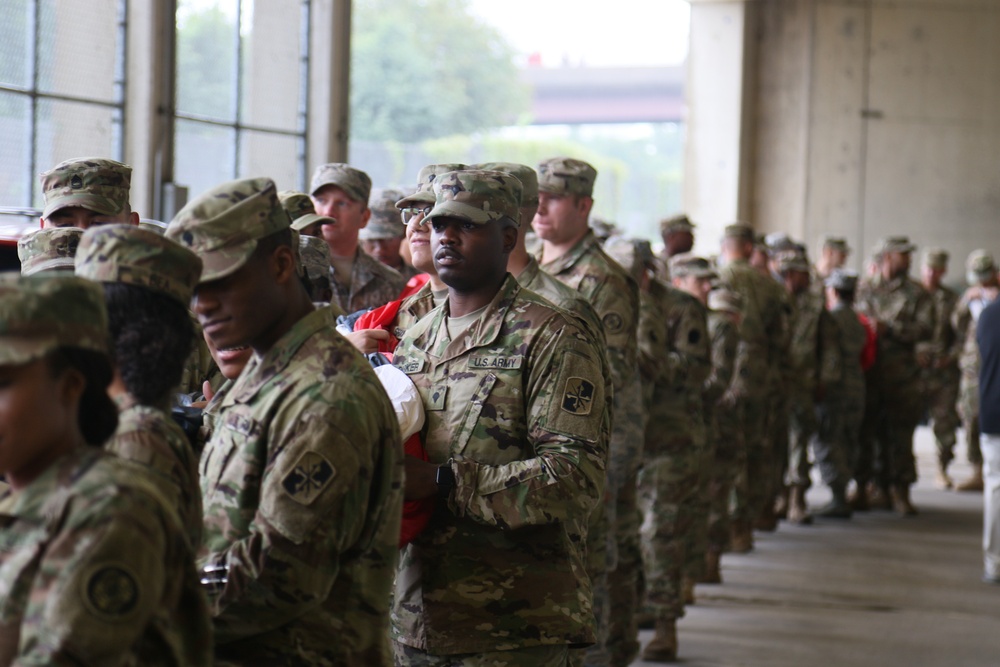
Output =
[
  {"x1": 104, "y1": 283, "x2": 195, "y2": 407},
  {"x1": 48, "y1": 347, "x2": 118, "y2": 446},
  {"x1": 834, "y1": 287, "x2": 856, "y2": 304},
  {"x1": 254, "y1": 227, "x2": 294, "y2": 260}
]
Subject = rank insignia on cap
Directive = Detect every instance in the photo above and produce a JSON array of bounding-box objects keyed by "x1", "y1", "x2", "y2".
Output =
[
  {"x1": 282, "y1": 451, "x2": 336, "y2": 505},
  {"x1": 562, "y1": 377, "x2": 595, "y2": 416},
  {"x1": 71, "y1": 175, "x2": 83, "y2": 189},
  {"x1": 84, "y1": 565, "x2": 139, "y2": 618}
]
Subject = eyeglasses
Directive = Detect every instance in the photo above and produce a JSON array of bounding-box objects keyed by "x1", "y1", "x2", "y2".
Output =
[{"x1": 400, "y1": 205, "x2": 434, "y2": 224}]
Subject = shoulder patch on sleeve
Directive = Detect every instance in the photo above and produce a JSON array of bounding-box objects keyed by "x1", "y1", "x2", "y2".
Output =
[
  {"x1": 82, "y1": 564, "x2": 140, "y2": 620},
  {"x1": 602, "y1": 312, "x2": 624, "y2": 334},
  {"x1": 281, "y1": 451, "x2": 337, "y2": 505},
  {"x1": 562, "y1": 377, "x2": 596, "y2": 415}
]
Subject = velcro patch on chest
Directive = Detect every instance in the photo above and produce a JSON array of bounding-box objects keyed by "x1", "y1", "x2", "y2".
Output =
[
  {"x1": 561, "y1": 377, "x2": 596, "y2": 416},
  {"x1": 224, "y1": 411, "x2": 262, "y2": 438},
  {"x1": 281, "y1": 451, "x2": 337, "y2": 505},
  {"x1": 468, "y1": 355, "x2": 523, "y2": 370},
  {"x1": 398, "y1": 358, "x2": 425, "y2": 374}
]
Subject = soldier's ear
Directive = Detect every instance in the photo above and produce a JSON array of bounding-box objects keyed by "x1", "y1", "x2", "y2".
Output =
[
  {"x1": 270, "y1": 244, "x2": 298, "y2": 285},
  {"x1": 501, "y1": 224, "x2": 518, "y2": 255}
]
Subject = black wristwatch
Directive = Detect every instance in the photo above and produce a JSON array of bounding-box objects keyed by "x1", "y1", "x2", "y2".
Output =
[{"x1": 435, "y1": 463, "x2": 455, "y2": 498}]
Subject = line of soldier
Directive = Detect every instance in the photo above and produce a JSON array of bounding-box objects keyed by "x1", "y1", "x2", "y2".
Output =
[{"x1": 3, "y1": 154, "x2": 996, "y2": 667}]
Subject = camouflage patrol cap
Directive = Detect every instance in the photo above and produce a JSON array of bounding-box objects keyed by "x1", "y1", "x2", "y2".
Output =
[
  {"x1": 17, "y1": 227, "x2": 83, "y2": 276},
  {"x1": 723, "y1": 223, "x2": 755, "y2": 242},
  {"x1": 536, "y1": 157, "x2": 597, "y2": 197},
  {"x1": 298, "y1": 233, "x2": 332, "y2": 282},
  {"x1": 604, "y1": 237, "x2": 654, "y2": 282},
  {"x1": 764, "y1": 232, "x2": 798, "y2": 253},
  {"x1": 166, "y1": 177, "x2": 290, "y2": 283},
  {"x1": 922, "y1": 248, "x2": 949, "y2": 269},
  {"x1": 426, "y1": 170, "x2": 522, "y2": 227},
  {"x1": 40, "y1": 157, "x2": 132, "y2": 219},
  {"x1": 278, "y1": 190, "x2": 336, "y2": 232},
  {"x1": 309, "y1": 163, "x2": 372, "y2": 203},
  {"x1": 396, "y1": 163, "x2": 468, "y2": 209},
  {"x1": 708, "y1": 288, "x2": 743, "y2": 314},
  {"x1": 821, "y1": 234, "x2": 850, "y2": 253},
  {"x1": 967, "y1": 249, "x2": 997, "y2": 285},
  {"x1": 669, "y1": 253, "x2": 717, "y2": 279},
  {"x1": 873, "y1": 236, "x2": 916, "y2": 256},
  {"x1": 0, "y1": 274, "x2": 109, "y2": 365},
  {"x1": 659, "y1": 214, "x2": 694, "y2": 234},
  {"x1": 774, "y1": 248, "x2": 810, "y2": 274},
  {"x1": 75, "y1": 224, "x2": 203, "y2": 305},
  {"x1": 360, "y1": 188, "x2": 409, "y2": 240},
  {"x1": 476, "y1": 162, "x2": 539, "y2": 207},
  {"x1": 825, "y1": 268, "x2": 859, "y2": 292}
]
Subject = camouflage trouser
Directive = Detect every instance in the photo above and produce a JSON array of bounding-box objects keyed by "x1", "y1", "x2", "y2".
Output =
[
  {"x1": 741, "y1": 393, "x2": 772, "y2": 524},
  {"x1": 769, "y1": 392, "x2": 791, "y2": 494},
  {"x1": 684, "y1": 428, "x2": 715, "y2": 582},
  {"x1": 959, "y1": 372, "x2": 983, "y2": 466},
  {"x1": 863, "y1": 369, "x2": 923, "y2": 487},
  {"x1": 813, "y1": 390, "x2": 864, "y2": 488},
  {"x1": 637, "y1": 438, "x2": 704, "y2": 621},
  {"x1": 786, "y1": 391, "x2": 818, "y2": 488},
  {"x1": 394, "y1": 642, "x2": 569, "y2": 666},
  {"x1": 923, "y1": 367, "x2": 961, "y2": 465},
  {"x1": 856, "y1": 371, "x2": 888, "y2": 488},
  {"x1": 571, "y1": 496, "x2": 610, "y2": 667},
  {"x1": 599, "y1": 371, "x2": 643, "y2": 667},
  {"x1": 708, "y1": 402, "x2": 744, "y2": 552}
]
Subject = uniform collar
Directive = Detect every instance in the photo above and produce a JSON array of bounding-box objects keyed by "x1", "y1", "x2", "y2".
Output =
[
  {"x1": 0, "y1": 446, "x2": 98, "y2": 521},
  {"x1": 539, "y1": 229, "x2": 600, "y2": 274}
]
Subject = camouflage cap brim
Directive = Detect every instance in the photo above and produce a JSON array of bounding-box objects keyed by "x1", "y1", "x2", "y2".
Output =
[
  {"x1": 395, "y1": 191, "x2": 436, "y2": 210},
  {"x1": 0, "y1": 334, "x2": 63, "y2": 366},
  {"x1": 199, "y1": 238, "x2": 258, "y2": 283},
  {"x1": 290, "y1": 213, "x2": 336, "y2": 232},
  {"x1": 22, "y1": 257, "x2": 76, "y2": 277},
  {"x1": 42, "y1": 192, "x2": 123, "y2": 219},
  {"x1": 425, "y1": 199, "x2": 497, "y2": 226}
]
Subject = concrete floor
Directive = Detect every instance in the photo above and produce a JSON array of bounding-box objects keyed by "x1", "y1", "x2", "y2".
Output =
[{"x1": 633, "y1": 427, "x2": 1000, "y2": 666}]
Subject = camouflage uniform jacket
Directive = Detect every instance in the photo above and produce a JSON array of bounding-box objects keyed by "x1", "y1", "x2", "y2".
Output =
[
  {"x1": 704, "y1": 311, "x2": 737, "y2": 411},
  {"x1": 857, "y1": 274, "x2": 934, "y2": 378},
  {"x1": 331, "y1": 246, "x2": 406, "y2": 313},
  {"x1": 827, "y1": 304, "x2": 867, "y2": 399},
  {"x1": 199, "y1": 306, "x2": 404, "y2": 666},
  {"x1": 920, "y1": 284, "x2": 961, "y2": 369},
  {"x1": 517, "y1": 255, "x2": 605, "y2": 346},
  {"x1": 393, "y1": 282, "x2": 438, "y2": 341},
  {"x1": 638, "y1": 281, "x2": 712, "y2": 456},
  {"x1": 179, "y1": 316, "x2": 221, "y2": 398},
  {"x1": 954, "y1": 287, "x2": 998, "y2": 382},
  {"x1": 0, "y1": 447, "x2": 212, "y2": 666},
  {"x1": 106, "y1": 401, "x2": 203, "y2": 549},
  {"x1": 539, "y1": 229, "x2": 638, "y2": 392},
  {"x1": 717, "y1": 259, "x2": 787, "y2": 394},
  {"x1": 391, "y1": 275, "x2": 610, "y2": 654},
  {"x1": 788, "y1": 290, "x2": 841, "y2": 394}
]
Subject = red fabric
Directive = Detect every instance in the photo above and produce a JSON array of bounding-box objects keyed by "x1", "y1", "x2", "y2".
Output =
[
  {"x1": 399, "y1": 273, "x2": 431, "y2": 301},
  {"x1": 354, "y1": 299, "x2": 402, "y2": 354},
  {"x1": 399, "y1": 433, "x2": 435, "y2": 547},
  {"x1": 858, "y1": 312, "x2": 878, "y2": 372}
]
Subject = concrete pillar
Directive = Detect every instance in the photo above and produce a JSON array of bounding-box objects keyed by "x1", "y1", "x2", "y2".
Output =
[
  {"x1": 124, "y1": 0, "x2": 176, "y2": 220},
  {"x1": 685, "y1": 0, "x2": 760, "y2": 255},
  {"x1": 308, "y1": 0, "x2": 352, "y2": 174}
]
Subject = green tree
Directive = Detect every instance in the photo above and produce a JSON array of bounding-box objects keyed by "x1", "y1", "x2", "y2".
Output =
[{"x1": 351, "y1": 0, "x2": 528, "y2": 142}]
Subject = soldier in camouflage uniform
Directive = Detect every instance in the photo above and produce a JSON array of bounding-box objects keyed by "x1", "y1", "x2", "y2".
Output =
[
  {"x1": 703, "y1": 287, "x2": 741, "y2": 580},
  {"x1": 481, "y1": 161, "x2": 614, "y2": 667},
  {"x1": 774, "y1": 249, "x2": 841, "y2": 523},
  {"x1": 362, "y1": 187, "x2": 421, "y2": 280},
  {"x1": 813, "y1": 269, "x2": 867, "y2": 517},
  {"x1": 310, "y1": 163, "x2": 406, "y2": 312},
  {"x1": 856, "y1": 236, "x2": 934, "y2": 515},
  {"x1": 534, "y1": 157, "x2": 642, "y2": 667},
  {"x1": 37, "y1": 157, "x2": 140, "y2": 230},
  {"x1": 655, "y1": 214, "x2": 695, "y2": 281},
  {"x1": 17, "y1": 227, "x2": 82, "y2": 275},
  {"x1": 74, "y1": 224, "x2": 205, "y2": 548},
  {"x1": 917, "y1": 250, "x2": 963, "y2": 488},
  {"x1": 621, "y1": 250, "x2": 711, "y2": 663},
  {"x1": 952, "y1": 250, "x2": 1000, "y2": 491},
  {"x1": 716, "y1": 224, "x2": 788, "y2": 547},
  {"x1": 0, "y1": 275, "x2": 211, "y2": 666},
  {"x1": 811, "y1": 235, "x2": 850, "y2": 297},
  {"x1": 166, "y1": 176, "x2": 404, "y2": 666},
  {"x1": 298, "y1": 233, "x2": 335, "y2": 304},
  {"x1": 391, "y1": 170, "x2": 609, "y2": 666}
]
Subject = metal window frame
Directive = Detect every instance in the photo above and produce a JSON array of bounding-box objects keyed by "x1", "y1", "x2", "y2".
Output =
[
  {"x1": 0, "y1": 0, "x2": 128, "y2": 219},
  {"x1": 171, "y1": 0, "x2": 311, "y2": 188}
]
